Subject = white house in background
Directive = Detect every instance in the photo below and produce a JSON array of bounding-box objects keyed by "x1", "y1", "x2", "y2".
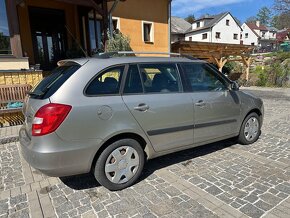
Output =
[
  {"x1": 241, "y1": 21, "x2": 277, "y2": 50},
  {"x1": 185, "y1": 12, "x2": 242, "y2": 44},
  {"x1": 241, "y1": 23, "x2": 259, "y2": 46}
]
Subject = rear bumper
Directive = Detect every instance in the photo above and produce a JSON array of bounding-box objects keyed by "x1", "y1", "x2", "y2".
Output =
[{"x1": 19, "y1": 126, "x2": 103, "y2": 177}]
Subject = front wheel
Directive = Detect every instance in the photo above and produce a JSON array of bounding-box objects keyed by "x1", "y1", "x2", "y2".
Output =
[
  {"x1": 94, "y1": 139, "x2": 144, "y2": 191},
  {"x1": 238, "y1": 112, "x2": 261, "y2": 145}
]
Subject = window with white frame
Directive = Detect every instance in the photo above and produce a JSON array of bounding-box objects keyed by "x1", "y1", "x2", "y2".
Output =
[
  {"x1": 142, "y1": 21, "x2": 154, "y2": 43},
  {"x1": 202, "y1": 33, "x2": 207, "y2": 40},
  {"x1": 233, "y1": 34, "x2": 238, "y2": 40},
  {"x1": 245, "y1": 33, "x2": 248, "y2": 38},
  {"x1": 112, "y1": 17, "x2": 120, "y2": 31}
]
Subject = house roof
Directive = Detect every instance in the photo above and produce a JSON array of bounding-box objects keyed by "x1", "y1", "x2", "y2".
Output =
[
  {"x1": 246, "y1": 22, "x2": 268, "y2": 31},
  {"x1": 186, "y1": 12, "x2": 242, "y2": 34},
  {"x1": 171, "y1": 16, "x2": 192, "y2": 34},
  {"x1": 277, "y1": 29, "x2": 290, "y2": 42}
]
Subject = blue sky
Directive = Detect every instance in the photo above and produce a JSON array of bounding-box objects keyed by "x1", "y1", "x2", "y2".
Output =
[{"x1": 172, "y1": 0, "x2": 275, "y2": 23}]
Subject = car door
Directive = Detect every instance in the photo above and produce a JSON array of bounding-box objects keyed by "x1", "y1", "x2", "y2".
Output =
[
  {"x1": 180, "y1": 63, "x2": 241, "y2": 144},
  {"x1": 121, "y1": 63, "x2": 194, "y2": 152}
]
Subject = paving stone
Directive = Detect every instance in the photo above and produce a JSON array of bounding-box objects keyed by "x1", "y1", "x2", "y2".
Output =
[
  {"x1": 205, "y1": 185, "x2": 223, "y2": 196},
  {"x1": 255, "y1": 200, "x2": 273, "y2": 211},
  {"x1": 240, "y1": 203, "x2": 264, "y2": 218}
]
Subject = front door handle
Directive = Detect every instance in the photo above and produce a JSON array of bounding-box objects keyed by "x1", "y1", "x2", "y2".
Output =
[
  {"x1": 195, "y1": 100, "x2": 206, "y2": 107},
  {"x1": 134, "y1": 103, "x2": 149, "y2": 112}
]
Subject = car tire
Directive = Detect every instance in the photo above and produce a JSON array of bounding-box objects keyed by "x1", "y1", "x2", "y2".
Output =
[
  {"x1": 94, "y1": 138, "x2": 144, "y2": 191},
  {"x1": 238, "y1": 112, "x2": 261, "y2": 145}
]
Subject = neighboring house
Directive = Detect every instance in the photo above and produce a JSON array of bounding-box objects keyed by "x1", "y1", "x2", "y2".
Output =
[
  {"x1": 185, "y1": 12, "x2": 242, "y2": 44},
  {"x1": 277, "y1": 28, "x2": 290, "y2": 43},
  {"x1": 241, "y1": 21, "x2": 277, "y2": 50},
  {"x1": 171, "y1": 16, "x2": 191, "y2": 43},
  {"x1": 0, "y1": 0, "x2": 171, "y2": 71}
]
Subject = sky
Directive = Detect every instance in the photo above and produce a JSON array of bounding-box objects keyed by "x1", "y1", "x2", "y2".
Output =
[{"x1": 172, "y1": 0, "x2": 275, "y2": 23}]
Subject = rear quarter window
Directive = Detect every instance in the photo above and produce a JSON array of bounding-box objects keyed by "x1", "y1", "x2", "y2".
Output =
[{"x1": 29, "y1": 65, "x2": 80, "y2": 99}]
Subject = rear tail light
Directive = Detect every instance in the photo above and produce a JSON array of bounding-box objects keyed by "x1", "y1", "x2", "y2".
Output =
[{"x1": 32, "y1": 103, "x2": 72, "y2": 136}]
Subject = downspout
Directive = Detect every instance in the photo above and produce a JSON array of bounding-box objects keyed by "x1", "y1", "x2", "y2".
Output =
[
  {"x1": 168, "y1": 0, "x2": 172, "y2": 53},
  {"x1": 108, "y1": 0, "x2": 119, "y2": 37}
]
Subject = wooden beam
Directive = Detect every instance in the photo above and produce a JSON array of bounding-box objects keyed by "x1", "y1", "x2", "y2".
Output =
[{"x1": 89, "y1": 0, "x2": 105, "y2": 16}]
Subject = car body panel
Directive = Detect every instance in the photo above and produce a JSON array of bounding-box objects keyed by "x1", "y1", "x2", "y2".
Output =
[
  {"x1": 191, "y1": 90, "x2": 241, "y2": 143},
  {"x1": 122, "y1": 93, "x2": 194, "y2": 152}
]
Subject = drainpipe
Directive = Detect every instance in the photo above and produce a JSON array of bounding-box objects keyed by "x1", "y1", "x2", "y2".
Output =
[
  {"x1": 168, "y1": 0, "x2": 172, "y2": 53},
  {"x1": 108, "y1": 0, "x2": 119, "y2": 37}
]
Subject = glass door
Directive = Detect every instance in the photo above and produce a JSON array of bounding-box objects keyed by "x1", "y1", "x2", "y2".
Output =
[{"x1": 29, "y1": 7, "x2": 66, "y2": 70}]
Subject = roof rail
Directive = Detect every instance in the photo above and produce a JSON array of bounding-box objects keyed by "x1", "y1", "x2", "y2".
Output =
[{"x1": 93, "y1": 51, "x2": 191, "y2": 58}]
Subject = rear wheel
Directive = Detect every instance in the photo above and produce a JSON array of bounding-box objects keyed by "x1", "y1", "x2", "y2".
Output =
[
  {"x1": 94, "y1": 139, "x2": 144, "y2": 191},
  {"x1": 238, "y1": 112, "x2": 261, "y2": 145}
]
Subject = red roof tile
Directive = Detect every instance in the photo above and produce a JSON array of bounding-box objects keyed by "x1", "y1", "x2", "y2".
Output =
[{"x1": 246, "y1": 22, "x2": 268, "y2": 31}]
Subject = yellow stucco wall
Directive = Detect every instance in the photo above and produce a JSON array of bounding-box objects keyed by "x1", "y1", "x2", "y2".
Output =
[{"x1": 112, "y1": 0, "x2": 169, "y2": 53}]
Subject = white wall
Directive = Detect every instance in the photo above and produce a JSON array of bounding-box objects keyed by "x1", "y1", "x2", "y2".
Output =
[
  {"x1": 241, "y1": 23, "x2": 258, "y2": 46},
  {"x1": 211, "y1": 14, "x2": 241, "y2": 44},
  {"x1": 185, "y1": 14, "x2": 241, "y2": 44},
  {"x1": 185, "y1": 29, "x2": 211, "y2": 42}
]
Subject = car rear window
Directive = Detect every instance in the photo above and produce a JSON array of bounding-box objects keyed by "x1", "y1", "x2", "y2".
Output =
[{"x1": 29, "y1": 64, "x2": 80, "y2": 99}]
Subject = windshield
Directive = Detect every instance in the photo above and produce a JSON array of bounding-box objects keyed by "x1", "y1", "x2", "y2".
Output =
[{"x1": 29, "y1": 65, "x2": 80, "y2": 99}]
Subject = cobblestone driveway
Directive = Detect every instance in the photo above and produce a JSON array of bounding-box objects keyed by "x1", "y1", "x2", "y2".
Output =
[{"x1": 0, "y1": 87, "x2": 290, "y2": 218}]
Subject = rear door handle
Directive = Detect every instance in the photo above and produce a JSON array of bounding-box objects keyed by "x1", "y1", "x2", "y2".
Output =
[
  {"x1": 195, "y1": 100, "x2": 206, "y2": 107},
  {"x1": 134, "y1": 103, "x2": 149, "y2": 112}
]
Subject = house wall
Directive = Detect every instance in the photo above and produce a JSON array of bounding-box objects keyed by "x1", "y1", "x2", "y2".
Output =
[
  {"x1": 17, "y1": 0, "x2": 80, "y2": 65},
  {"x1": 211, "y1": 14, "x2": 241, "y2": 44},
  {"x1": 241, "y1": 23, "x2": 258, "y2": 46},
  {"x1": 111, "y1": 0, "x2": 169, "y2": 53},
  {"x1": 185, "y1": 29, "x2": 211, "y2": 42},
  {"x1": 185, "y1": 14, "x2": 241, "y2": 44}
]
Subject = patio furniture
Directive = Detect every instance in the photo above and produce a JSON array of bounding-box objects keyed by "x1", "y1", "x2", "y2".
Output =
[{"x1": 0, "y1": 84, "x2": 31, "y2": 115}]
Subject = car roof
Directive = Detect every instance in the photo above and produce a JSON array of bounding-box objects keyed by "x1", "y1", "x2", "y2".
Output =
[{"x1": 58, "y1": 56, "x2": 206, "y2": 67}]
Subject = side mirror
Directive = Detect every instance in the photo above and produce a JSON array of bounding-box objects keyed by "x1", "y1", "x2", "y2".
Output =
[{"x1": 230, "y1": 81, "x2": 239, "y2": 91}]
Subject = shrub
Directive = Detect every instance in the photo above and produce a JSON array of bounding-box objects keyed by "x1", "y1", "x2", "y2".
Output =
[{"x1": 105, "y1": 31, "x2": 132, "y2": 52}]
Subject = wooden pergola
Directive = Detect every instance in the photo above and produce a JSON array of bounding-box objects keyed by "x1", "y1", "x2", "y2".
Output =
[{"x1": 172, "y1": 41, "x2": 255, "y2": 80}]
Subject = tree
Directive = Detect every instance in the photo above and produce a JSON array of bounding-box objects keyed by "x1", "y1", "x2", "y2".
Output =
[
  {"x1": 257, "y1": 7, "x2": 272, "y2": 25},
  {"x1": 271, "y1": 12, "x2": 290, "y2": 29},
  {"x1": 185, "y1": 14, "x2": 195, "y2": 24},
  {"x1": 274, "y1": 0, "x2": 290, "y2": 13},
  {"x1": 246, "y1": 16, "x2": 257, "y2": 23}
]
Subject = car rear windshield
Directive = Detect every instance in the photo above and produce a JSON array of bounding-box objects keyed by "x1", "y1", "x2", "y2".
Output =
[{"x1": 28, "y1": 64, "x2": 80, "y2": 99}]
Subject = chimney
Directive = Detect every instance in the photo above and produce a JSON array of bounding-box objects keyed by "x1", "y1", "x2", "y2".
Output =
[{"x1": 256, "y1": 20, "x2": 260, "y2": 27}]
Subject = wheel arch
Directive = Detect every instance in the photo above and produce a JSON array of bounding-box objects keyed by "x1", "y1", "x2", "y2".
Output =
[{"x1": 90, "y1": 132, "x2": 149, "y2": 172}]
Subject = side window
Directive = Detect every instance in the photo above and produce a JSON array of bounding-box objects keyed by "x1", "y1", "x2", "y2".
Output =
[
  {"x1": 123, "y1": 65, "x2": 143, "y2": 94},
  {"x1": 181, "y1": 63, "x2": 227, "y2": 92},
  {"x1": 86, "y1": 66, "x2": 124, "y2": 95},
  {"x1": 139, "y1": 63, "x2": 181, "y2": 93}
]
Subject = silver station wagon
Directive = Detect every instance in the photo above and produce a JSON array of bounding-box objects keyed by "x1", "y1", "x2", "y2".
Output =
[{"x1": 19, "y1": 52, "x2": 264, "y2": 190}]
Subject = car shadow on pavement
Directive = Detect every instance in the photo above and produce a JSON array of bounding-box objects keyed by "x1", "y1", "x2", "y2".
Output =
[{"x1": 60, "y1": 138, "x2": 237, "y2": 190}]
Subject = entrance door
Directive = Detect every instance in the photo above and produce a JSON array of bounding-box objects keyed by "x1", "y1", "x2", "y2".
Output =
[{"x1": 29, "y1": 7, "x2": 66, "y2": 70}]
